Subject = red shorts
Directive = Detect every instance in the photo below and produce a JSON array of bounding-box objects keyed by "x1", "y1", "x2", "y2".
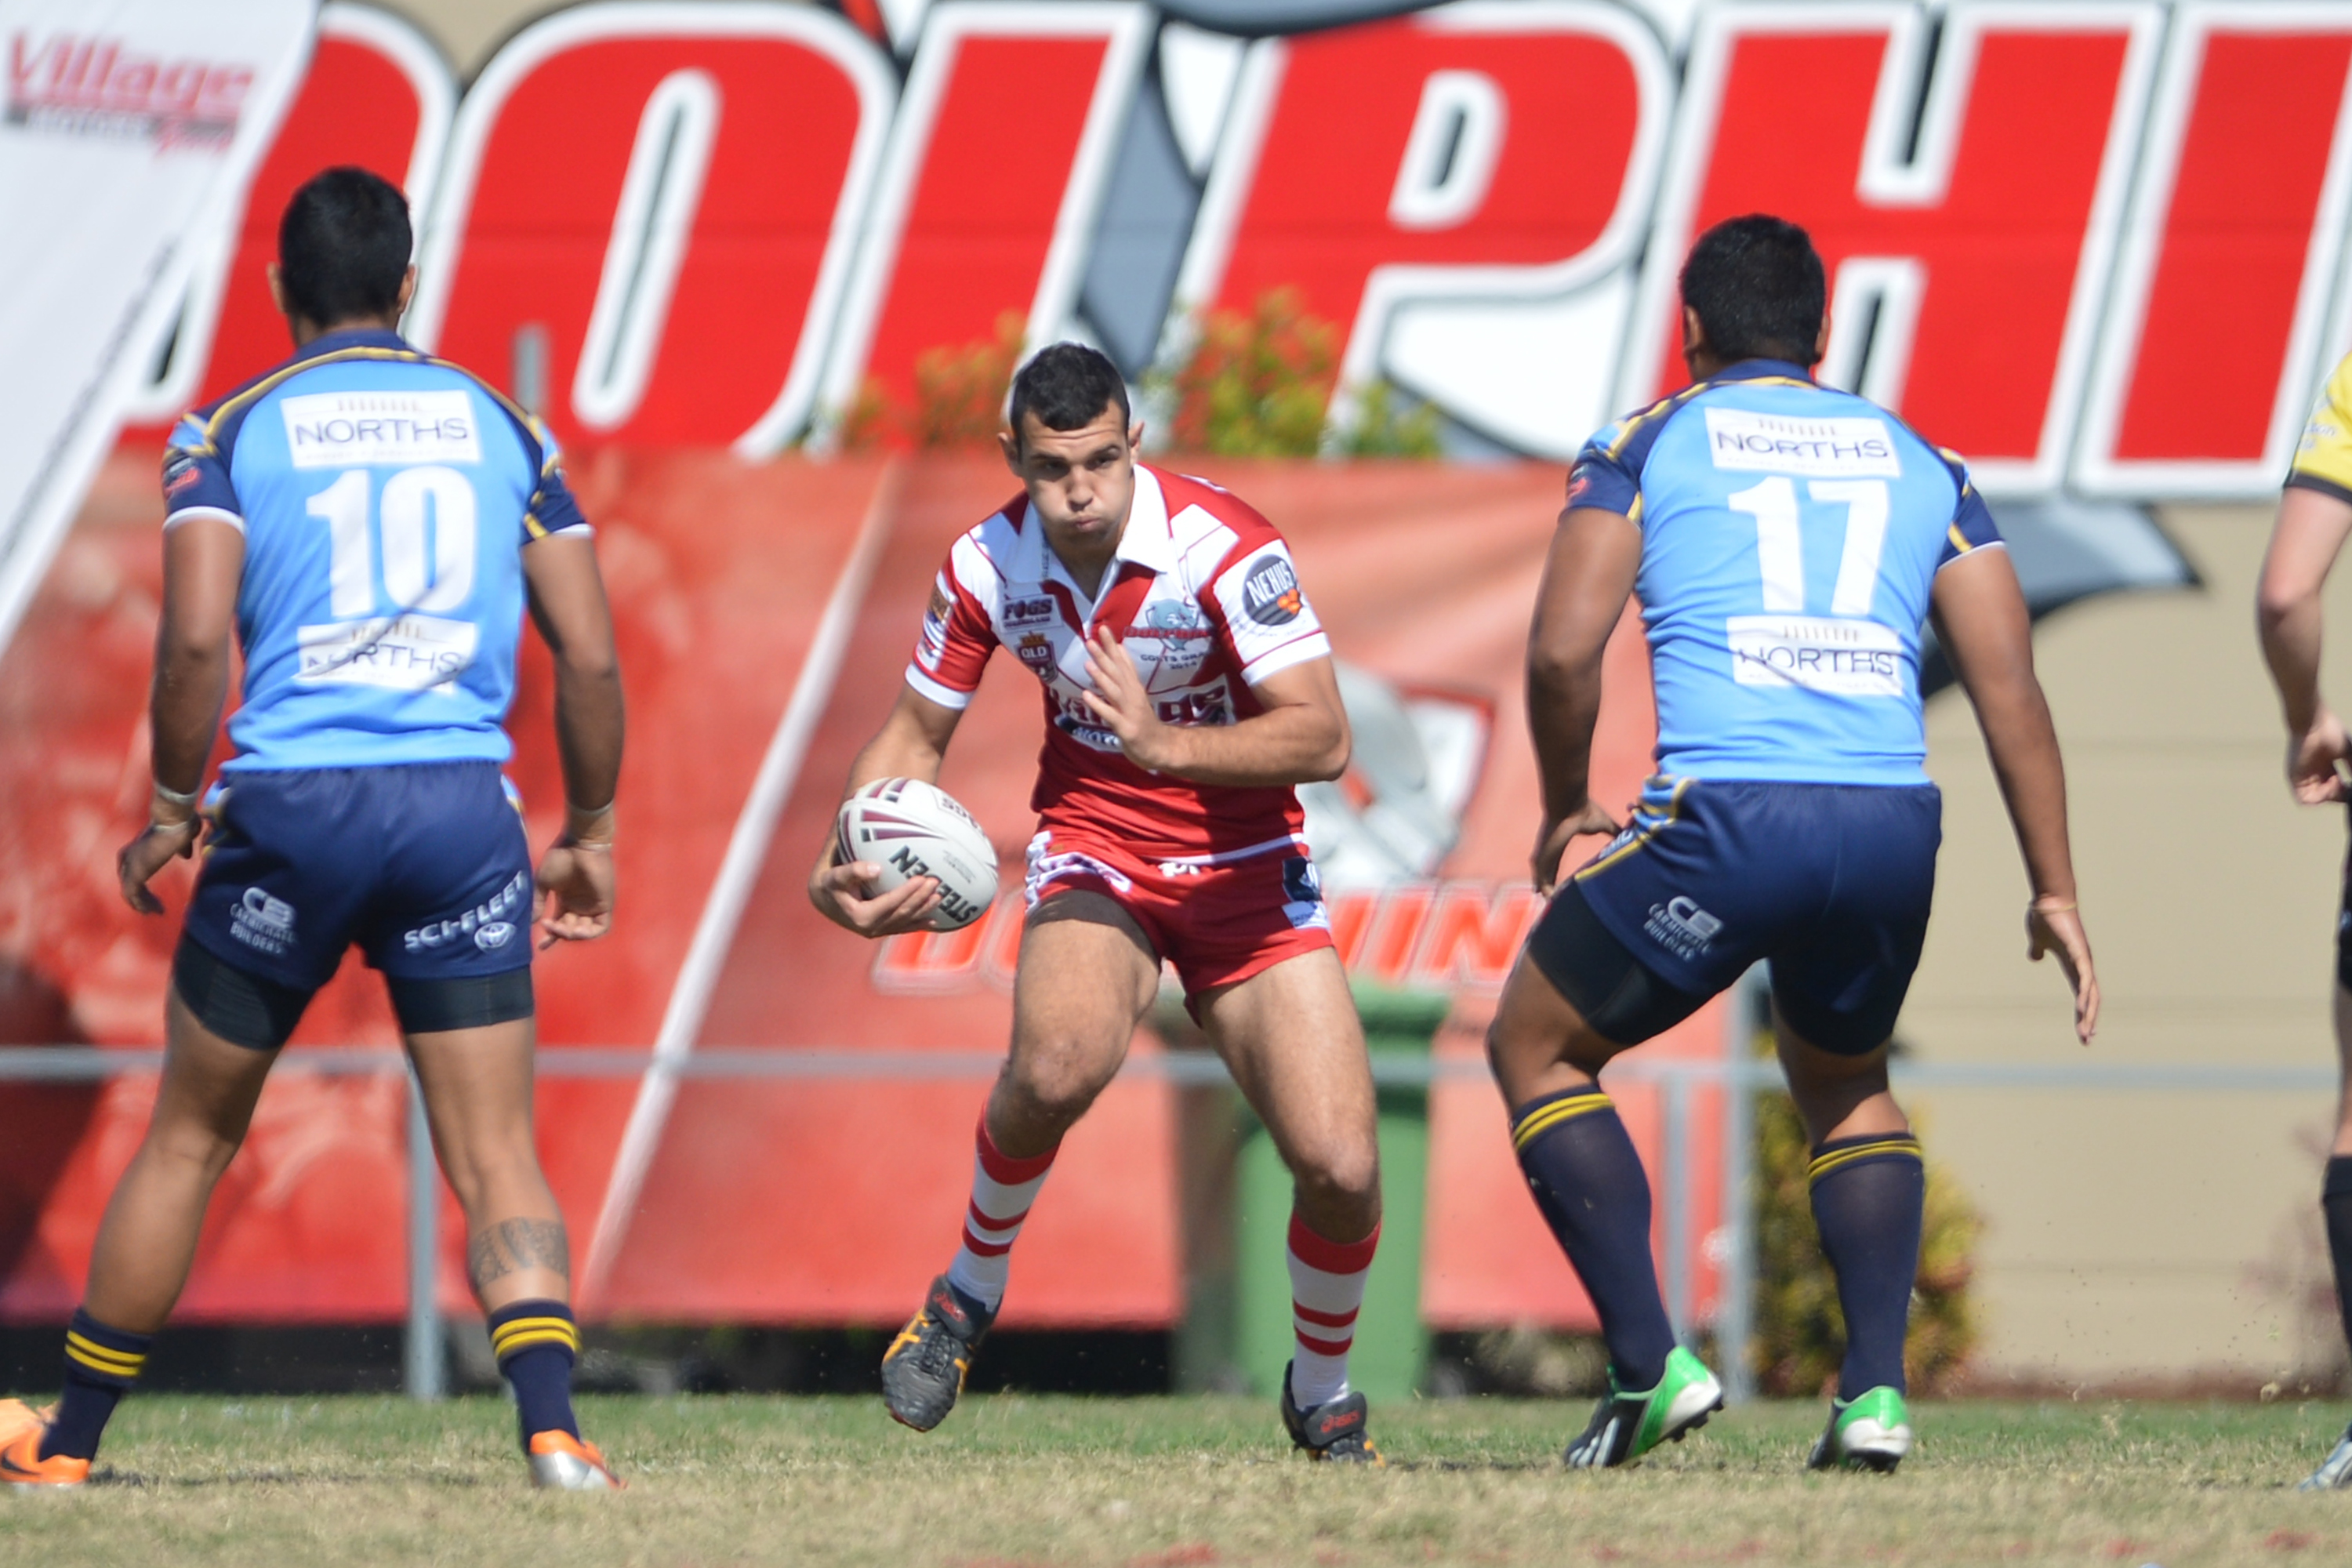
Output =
[{"x1": 1022, "y1": 829, "x2": 1334, "y2": 1000}]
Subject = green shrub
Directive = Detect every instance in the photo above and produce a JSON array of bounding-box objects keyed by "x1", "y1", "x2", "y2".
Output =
[
  {"x1": 1151, "y1": 289, "x2": 1440, "y2": 459},
  {"x1": 1334, "y1": 377, "x2": 1443, "y2": 459},
  {"x1": 1749, "y1": 1046, "x2": 1981, "y2": 1396},
  {"x1": 907, "y1": 312, "x2": 1027, "y2": 448},
  {"x1": 835, "y1": 312, "x2": 1025, "y2": 452}
]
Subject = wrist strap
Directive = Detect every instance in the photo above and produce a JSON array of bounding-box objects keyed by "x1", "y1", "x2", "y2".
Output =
[
  {"x1": 2030, "y1": 896, "x2": 2077, "y2": 914},
  {"x1": 564, "y1": 799, "x2": 616, "y2": 847},
  {"x1": 151, "y1": 780, "x2": 201, "y2": 828}
]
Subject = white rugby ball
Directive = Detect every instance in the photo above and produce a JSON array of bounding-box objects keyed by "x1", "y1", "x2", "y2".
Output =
[{"x1": 837, "y1": 778, "x2": 1000, "y2": 931}]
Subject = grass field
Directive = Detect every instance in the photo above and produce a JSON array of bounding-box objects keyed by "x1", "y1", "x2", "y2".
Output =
[{"x1": 4, "y1": 1394, "x2": 2352, "y2": 1566}]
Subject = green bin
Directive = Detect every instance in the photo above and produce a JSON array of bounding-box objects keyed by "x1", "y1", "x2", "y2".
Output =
[{"x1": 1225, "y1": 985, "x2": 1452, "y2": 1403}]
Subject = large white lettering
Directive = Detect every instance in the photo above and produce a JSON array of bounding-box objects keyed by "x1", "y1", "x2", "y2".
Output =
[{"x1": 94, "y1": 0, "x2": 2352, "y2": 499}]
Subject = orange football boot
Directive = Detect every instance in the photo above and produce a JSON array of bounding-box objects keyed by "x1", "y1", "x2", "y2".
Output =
[
  {"x1": 526, "y1": 1429, "x2": 621, "y2": 1490},
  {"x1": 0, "y1": 1400, "x2": 87, "y2": 1490}
]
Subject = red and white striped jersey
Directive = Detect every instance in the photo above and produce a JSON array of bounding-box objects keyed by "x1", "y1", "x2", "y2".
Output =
[{"x1": 905, "y1": 464, "x2": 1332, "y2": 858}]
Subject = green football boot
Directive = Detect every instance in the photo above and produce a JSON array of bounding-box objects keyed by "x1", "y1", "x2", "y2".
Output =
[
  {"x1": 1563, "y1": 1345, "x2": 1723, "y2": 1468},
  {"x1": 1807, "y1": 1386, "x2": 1913, "y2": 1472}
]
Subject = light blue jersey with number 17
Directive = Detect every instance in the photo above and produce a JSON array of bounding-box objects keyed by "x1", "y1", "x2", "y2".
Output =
[
  {"x1": 160, "y1": 327, "x2": 590, "y2": 774},
  {"x1": 1567, "y1": 358, "x2": 2005, "y2": 787}
]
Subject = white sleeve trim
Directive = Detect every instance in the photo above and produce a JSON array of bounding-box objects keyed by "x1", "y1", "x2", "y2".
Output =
[
  {"x1": 1933, "y1": 537, "x2": 2008, "y2": 572},
  {"x1": 164, "y1": 506, "x2": 245, "y2": 534},
  {"x1": 906, "y1": 663, "x2": 976, "y2": 710},
  {"x1": 1240, "y1": 631, "x2": 1332, "y2": 689}
]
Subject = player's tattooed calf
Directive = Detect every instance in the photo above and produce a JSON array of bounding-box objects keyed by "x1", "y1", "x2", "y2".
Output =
[{"x1": 469, "y1": 1218, "x2": 571, "y2": 1287}]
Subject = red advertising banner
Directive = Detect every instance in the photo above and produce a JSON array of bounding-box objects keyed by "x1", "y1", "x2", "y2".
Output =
[
  {"x1": 96, "y1": 1, "x2": 2352, "y2": 497},
  {"x1": 9, "y1": 0, "x2": 2310, "y2": 1331},
  {"x1": 0, "y1": 446, "x2": 1726, "y2": 1330}
]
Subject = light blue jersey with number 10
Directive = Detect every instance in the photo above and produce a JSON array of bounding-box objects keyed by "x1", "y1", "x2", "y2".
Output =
[
  {"x1": 1567, "y1": 358, "x2": 2005, "y2": 787},
  {"x1": 161, "y1": 327, "x2": 590, "y2": 774}
]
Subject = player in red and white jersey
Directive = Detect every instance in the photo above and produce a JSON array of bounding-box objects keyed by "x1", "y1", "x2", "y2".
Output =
[
  {"x1": 909, "y1": 452, "x2": 1327, "y2": 866},
  {"x1": 811, "y1": 344, "x2": 1385, "y2": 1462}
]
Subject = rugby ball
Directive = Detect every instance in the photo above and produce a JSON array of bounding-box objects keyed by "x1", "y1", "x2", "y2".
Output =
[{"x1": 837, "y1": 778, "x2": 1000, "y2": 931}]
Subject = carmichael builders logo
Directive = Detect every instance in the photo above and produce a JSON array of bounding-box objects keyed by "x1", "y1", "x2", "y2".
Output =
[{"x1": 6, "y1": 33, "x2": 252, "y2": 150}]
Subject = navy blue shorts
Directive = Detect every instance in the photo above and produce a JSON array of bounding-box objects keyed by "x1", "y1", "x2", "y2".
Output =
[
  {"x1": 185, "y1": 761, "x2": 535, "y2": 994},
  {"x1": 1535, "y1": 776, "x2": 1941, "y2": 1054}
]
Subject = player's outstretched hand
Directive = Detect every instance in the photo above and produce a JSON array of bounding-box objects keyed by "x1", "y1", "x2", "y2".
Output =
[
  {"x1": 1532, "y1": 800, "x2": 1622, "y2": 895},
  {"x1": 1079, "y1": 625, "x2": 1174, "y2": 771},
  {"x1": 116, "y1": 818, "x2": 201, "y2": 915},
  {"x1": 2027, "y1": 897, "x2": 2100, "y2": 1045},
  {"x1": 2288, "y1": 708, "x2": 2351, "y2": 804},
  {"x1": 536, "y1": 839, "x2": 615, "y2": 948},
  {"x1": 809, "y1": 858, "x2": 943, "y2": 938}
]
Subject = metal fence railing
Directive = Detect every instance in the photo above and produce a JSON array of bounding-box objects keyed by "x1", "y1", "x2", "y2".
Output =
[{"x1": 0, "y1": 1039, "x2": 2333, "y2": 1403}]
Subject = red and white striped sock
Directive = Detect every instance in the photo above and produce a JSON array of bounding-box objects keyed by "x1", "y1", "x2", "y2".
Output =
[
  {"x1": 1286, "y1": 1211, "x2": 1380, "y2": 1409},
  {"x1": 941, "y1": 1116, "x2": 1058, "y2": 1314}
]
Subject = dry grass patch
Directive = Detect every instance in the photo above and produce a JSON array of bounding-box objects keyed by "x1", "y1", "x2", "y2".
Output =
[{"x1": 0, "y1": 1394, "x2": 2347, "y2": 1565}]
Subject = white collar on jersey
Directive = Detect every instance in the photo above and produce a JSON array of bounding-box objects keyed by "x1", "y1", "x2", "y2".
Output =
[{"x1": 1008, "y1": 464, "x2": 1175, "y2": 594}]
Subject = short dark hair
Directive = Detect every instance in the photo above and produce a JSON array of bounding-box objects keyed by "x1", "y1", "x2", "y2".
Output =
[
  {"x1": 278, "y1": 166, "x2": 412, "y2": 328},
  {"x1": 1007, "y1": 342, "x2": 1129, "y2": 445},
  {"x1": 1679, "y1": 214, "x2": 1827, "y2": 365}
]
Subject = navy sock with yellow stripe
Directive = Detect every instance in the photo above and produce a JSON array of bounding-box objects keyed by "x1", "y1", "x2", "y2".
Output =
[
  {"x1": 1510, "y1": 1088, "x2": 1677, "y2": 1389},
  {"x1": 488, "y1": 1299, "x2": 580, "y2": 1447},
  {"x1": 2321, "y1": 1157, "x2": 2352, "y2": 1359},
  {"x1": 1808, "y1": 1132, "x2": 1926, "y2": 1399},
  {"x1": 42, "y1": 1308, "x2": 151, "y2": 1461}
]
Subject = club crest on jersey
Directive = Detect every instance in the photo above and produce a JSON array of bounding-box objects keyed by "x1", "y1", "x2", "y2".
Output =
[
  {"x1": 1243, "y1": 555, "x2": 1304, "y2": 626},
  {"x1": 1128, "y1": 598, "x2": 1213, "y2": 671},
  {"x1": 1016, "y1": 632, "x2": 1055, "y2": 674}
]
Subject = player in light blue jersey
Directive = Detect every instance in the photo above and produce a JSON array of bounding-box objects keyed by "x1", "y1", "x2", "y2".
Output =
[
  {"x1": 0, "y1": 171, "x2": 625, "y2": 1491},
  {"x1": 1485, "y1": 216, "x2": 2100, "y2": 1474}
]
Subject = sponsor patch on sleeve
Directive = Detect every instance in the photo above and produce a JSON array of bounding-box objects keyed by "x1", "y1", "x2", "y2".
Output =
[
  {"x1": 162, "y1": 449, "x2": 202, "y2": 496},
  {"x1": 917, "y1": 579, "x2": 953, "y2": 666},
  {"x1": 1242, "y1": 553, "x2": 1305, "y2": 627}
]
